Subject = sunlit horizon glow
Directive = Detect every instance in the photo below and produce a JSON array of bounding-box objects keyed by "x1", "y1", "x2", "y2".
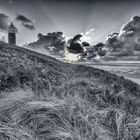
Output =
[{"x1": 64, "y1": 50, "x2": 81, "y2": 63}]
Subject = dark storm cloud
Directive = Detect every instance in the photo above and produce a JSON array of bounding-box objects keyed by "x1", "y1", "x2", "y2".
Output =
[
  {"x1": 67, "y1": 34, "x2": 84, "y2": 54},
  {"x1": 16, "y1": 14, "x2": 32, "y2": 23},
  {"x1": 80, "y1": 42, "x2": 106, "y2": 60},
  {"x1": 16, "y1": 14, "x2": 35, "y2": 30},
  {"x1": 0, "y1": 13, "x2": 9, "y2": 31}
]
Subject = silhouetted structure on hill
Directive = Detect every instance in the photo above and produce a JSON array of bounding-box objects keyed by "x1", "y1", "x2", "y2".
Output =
[{"x1": 8, "y1": 22, "x2": 17, "y2": 45}]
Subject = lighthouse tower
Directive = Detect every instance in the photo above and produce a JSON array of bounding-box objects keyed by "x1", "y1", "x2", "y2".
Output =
[{"x1": 8, "y1": 22, "x2": 17, "y2": 45}]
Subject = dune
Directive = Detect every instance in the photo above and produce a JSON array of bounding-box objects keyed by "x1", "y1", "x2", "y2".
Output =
[{"x1": 0, "y1": 41, "x2": 140, "y2": 140}]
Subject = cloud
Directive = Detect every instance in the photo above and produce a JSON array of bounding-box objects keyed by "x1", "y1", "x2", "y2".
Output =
[
  {"x1": 22, "y1": 22, "x2": 35, "y2": 30},
  {"x1": 104, "y1": 16, "x2": 140, "y2": 57},
  {"x1": 16, "y1": 14, "x2": 35, "y2": 30},
  {"x1": 105, "y1": 33, "x2": 134, "y2": 57},
  {"x1": 66, "y1": 33, "x2": 106, "y2": 60},
  {"x1": 16, "y1": 14, "x2": 32, "y2": 23},
  {"x1": 67, "y1": 34, "x2": 84, "y2": 54},
  {"x1": 106, "y1": 33, "x2": 126, "y2": 55},
  {"x1": 81, "y1": 42, "x2": 106, "y2": 60},
  {"x1": 80, "y1": 16, "x2": 140, "y2": 60},
  {"x1": 0, "y1": 13, "x2": 9, "y2": 31},
  {"x1": 119, "y1": 16, "x2": 140, "y2": 51},
  {"x1": 27, "y1": 32, "x2": 66, "y2": 56}
]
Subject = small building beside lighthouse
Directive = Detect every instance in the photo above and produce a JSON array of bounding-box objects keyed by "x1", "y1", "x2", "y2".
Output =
[{"x1": 8, "y1": 22, "x2": 17, "y2": 45}]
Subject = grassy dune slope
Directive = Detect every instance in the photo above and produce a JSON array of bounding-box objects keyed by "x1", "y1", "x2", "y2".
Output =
[{"x1": 0, "y1": 42, "x2": 140, "y2": 140}]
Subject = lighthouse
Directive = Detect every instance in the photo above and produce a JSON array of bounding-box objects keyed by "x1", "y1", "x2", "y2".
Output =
[{"x1": 8, "y1": 22, "x2": 17, "y2": 45}]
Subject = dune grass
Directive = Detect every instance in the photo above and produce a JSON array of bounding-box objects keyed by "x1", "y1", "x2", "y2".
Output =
[
  {"x1": 0, "y1": 89, "x2": 140, "y2": 140},
  {"x1": 0, "y1": 43, "x2": 140, "y2": 139}
]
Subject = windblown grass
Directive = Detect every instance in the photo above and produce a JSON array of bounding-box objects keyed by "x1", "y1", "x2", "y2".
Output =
[{"x1": 0, "y1": 89, "x2": 140, "y2": 140}]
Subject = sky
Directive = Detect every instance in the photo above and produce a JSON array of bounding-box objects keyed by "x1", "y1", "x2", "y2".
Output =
[{"x1": 0, "y1": 0, "x2": 140, "y2": 46}]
